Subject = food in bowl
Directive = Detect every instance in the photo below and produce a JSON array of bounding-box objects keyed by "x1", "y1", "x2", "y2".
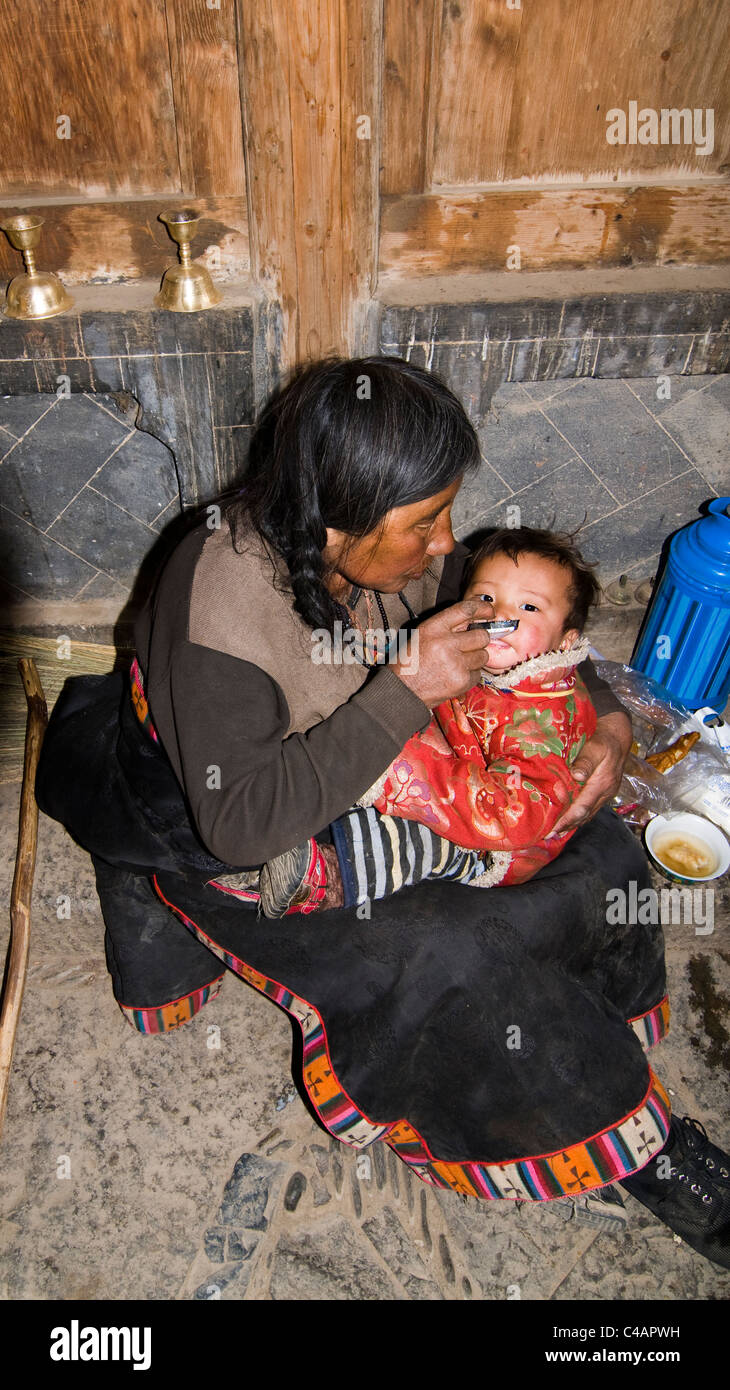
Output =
[
  {"x1": 644, "y1": 812, "x2": 730, "y2": 883},
  {"x1": 650, "y1": 831, "x2": 717, "y2": 879}
]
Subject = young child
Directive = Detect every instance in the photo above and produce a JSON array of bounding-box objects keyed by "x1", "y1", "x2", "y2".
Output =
[{"x1": 215, "y1": 527, "x2": 600, "y2": 916}]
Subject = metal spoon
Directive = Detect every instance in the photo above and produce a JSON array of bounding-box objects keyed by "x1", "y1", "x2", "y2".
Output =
[{"x1": 467, "y1": 618, "x2": 520, "y2": 633}]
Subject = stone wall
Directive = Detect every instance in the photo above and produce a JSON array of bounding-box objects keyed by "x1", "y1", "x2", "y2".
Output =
[
  {"x1": 0, "y1": 284, "x2": 278, "y2": 611},
  {"x1": 377, "y1": 278, "x2": 729, "y2": 587},
  {"x1": 0, "y1": 275, "x2": 727, "y2": 610}
]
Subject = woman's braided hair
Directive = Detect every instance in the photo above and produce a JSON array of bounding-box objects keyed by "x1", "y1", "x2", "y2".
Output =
[{"x1": 224, "y1": 356, "x2": 481, "y2": 634}]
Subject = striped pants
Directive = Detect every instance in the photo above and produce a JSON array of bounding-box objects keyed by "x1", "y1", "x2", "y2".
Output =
[{"x1": 329, "y1": 806, "x2": 488, "y2": 908}]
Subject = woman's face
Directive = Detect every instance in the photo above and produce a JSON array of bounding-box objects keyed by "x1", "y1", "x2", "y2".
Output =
[{"x1": 323, "y1": 478, "x2": 462, "y2": 596}]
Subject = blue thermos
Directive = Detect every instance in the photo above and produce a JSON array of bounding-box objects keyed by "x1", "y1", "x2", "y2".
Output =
[{"x1": 632, "y1": 497, "x2": 730, "y2": 714}]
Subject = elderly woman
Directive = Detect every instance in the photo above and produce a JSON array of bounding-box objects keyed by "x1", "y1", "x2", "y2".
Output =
[{"x1": 36, "y1": 357, "x2": 730, "y2": 1269}]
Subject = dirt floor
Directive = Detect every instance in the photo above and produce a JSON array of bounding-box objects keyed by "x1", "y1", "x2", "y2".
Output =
[{"x1": 0, "y1": 598, "x2": 728, "y2": 1309}]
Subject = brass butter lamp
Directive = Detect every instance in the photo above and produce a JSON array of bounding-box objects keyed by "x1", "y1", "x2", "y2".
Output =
[
  {"x1": 0, "y1": 214, "x2": 74, "y2": 319},
  {"x1": 155, "y1": 209, "x2": 222, "y2": 312}
]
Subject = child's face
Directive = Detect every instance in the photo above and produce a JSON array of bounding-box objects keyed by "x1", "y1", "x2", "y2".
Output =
[{"x1": 464, "y1": 550, "x2": 580, "y2": 673}]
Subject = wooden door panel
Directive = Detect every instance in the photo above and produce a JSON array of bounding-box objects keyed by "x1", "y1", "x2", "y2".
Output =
[
  {"x1": 0, "y1": 0, "x2": 181, "y2": 196},
  {"x1": 381, "y1": 0, "x2": 440, "y2": 195},
  {"x1": 165, "y1": 0, "x2": 246, "y2": 197},
  {"x1": 431, "y1": 0, "x2": 522, "y2": 187},
  {"x1": 497, "y1": 0, "x2": 729, "y2": 183},
  {"x1": 381, "y1": 0, "x2": 729, "y2": 189}
]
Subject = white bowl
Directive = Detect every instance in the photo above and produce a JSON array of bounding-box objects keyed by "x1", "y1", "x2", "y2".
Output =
[{"x1": 644, "y1": 813, "x2": 730, "y2": 883}]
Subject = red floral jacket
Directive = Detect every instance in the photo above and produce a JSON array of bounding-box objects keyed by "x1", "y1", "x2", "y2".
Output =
[{"x1": 368, "y1": 640, "x2": 597, "y2": 886}]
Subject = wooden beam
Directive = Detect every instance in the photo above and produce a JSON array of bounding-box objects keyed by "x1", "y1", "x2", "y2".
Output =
[
  {"x1": 236, "y1": 0, "x2": 380, "y2": 368},
  {"x1": 0, "y1": 196, "x2": 249, "y2": 285},
  {"x1": 340, "y1": 0, "x2": 382, "y2": 344},
  {"x1": 0, "y1": 660, "x2": 47, "y2": 1146},
  {"x1": 236, "y1": 0, "x2": 299, "y2": 365},
  {"x1": 379, "y1": 183, "x2": 730, "y2": 276},
  {"x1": 287, "y1": 0, "x2": 344, "y2": 361}
]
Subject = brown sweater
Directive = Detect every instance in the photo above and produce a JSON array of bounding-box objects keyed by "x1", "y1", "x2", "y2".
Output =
[{"x1": 134, "y1": 517, "x2": 623, "y2": 869}]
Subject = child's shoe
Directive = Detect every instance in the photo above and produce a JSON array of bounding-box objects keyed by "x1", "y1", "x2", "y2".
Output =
[
  {"x1": 259, "y1": 840, "x2": 327, "y2": 918},
  {"x1": 208, "y1": 868, "x2": 260, "y2": 902}
]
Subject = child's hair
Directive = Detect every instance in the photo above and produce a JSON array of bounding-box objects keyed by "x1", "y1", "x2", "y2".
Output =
[
  {"x1": 464, "y1": 526, "x2": 600, "y2": 631},
  {"x1": 224, "y1": 356, "x2": 480, "y2": 634}
]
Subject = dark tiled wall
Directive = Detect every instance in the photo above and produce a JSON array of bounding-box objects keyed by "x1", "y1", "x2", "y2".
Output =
[
  {"x1": 1, "y1": 284, "x2": 728, "y2": 608},
  {"x1": 452, "y1": 375, "x2": 728, "y2": 585},
  {"x1": 378, "y1": 287, "x2": 730, "y2": 404},
  {"x1": 0, "y1": 295, "x2": 278, "y2": 505},
  {"x1": 0, "y1": 392, "x2": 179, "y2": 605},
  {"x1": 378, "y1": 288, "x2": 730, "y2": 586},
  {"x1": 0, "y1": 295, "x2": 278, "y2": 611}
]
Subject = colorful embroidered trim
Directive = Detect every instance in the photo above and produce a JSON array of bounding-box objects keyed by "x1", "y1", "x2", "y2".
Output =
[
  {"x1": 385, "y1": 1075, "x2": 671, "y2": 1198},
  {"x1": 130, "y1": 656, "x2": 159, "y2": 744},
  {"x1": 151, "y1": 874, "x2": 672, "y2": 1200},
  {"x1": 629, "y1": 995, "x2": 670, "y2": 1050},
  {"x1": 119, "y1": 976, "x2": 224, "y2": 1034}
]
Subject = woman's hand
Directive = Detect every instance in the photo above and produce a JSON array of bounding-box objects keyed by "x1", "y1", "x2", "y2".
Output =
[
  {"x1": 548, "y1": 711, "x2": 632, "y2": 836},
  {"x1": 392, "y1": 600, "x2": 492, "y2": 707}
]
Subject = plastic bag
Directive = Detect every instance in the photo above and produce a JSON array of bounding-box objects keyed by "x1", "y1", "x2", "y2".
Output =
[{"x1": 590, "y1": 659, "x2": 730, "y2": 832}]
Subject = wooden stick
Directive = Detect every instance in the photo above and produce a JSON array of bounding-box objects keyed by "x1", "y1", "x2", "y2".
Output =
[{"x1": 0, "y1": 659, "x2": 48, "y2": 1143}]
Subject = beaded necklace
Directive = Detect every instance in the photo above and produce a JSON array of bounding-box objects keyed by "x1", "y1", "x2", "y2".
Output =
[{"x1": 336, "y1": 587, "x2": 418, "y2": 667}]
